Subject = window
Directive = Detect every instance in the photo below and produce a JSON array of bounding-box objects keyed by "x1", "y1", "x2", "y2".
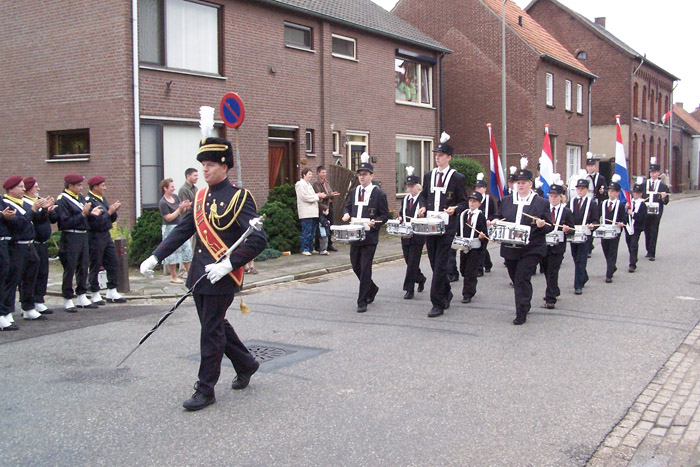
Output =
[
  {"x1": 565, "y1": 80, "x2": 572, "y2": 111},
  {"x1": 545, "y1": 73, "x2": 554, "y2": 107},
  {"x1": 566, "y1": 145, "x2": 581, "y2": 181},
  {"x1": 657, "y1": 93, "x2": 663, "y2": 123},
  {"x1": 633, "y1": 83, "x2": 639, "y2": 118},
  {"x1": 576, "y1": 51, "x2": 587, "y2": 60},
  {"x1": 138, "y1": 0, "x2": 219, "y2": 74},
  {"x1": 332, "y1": 131, "x2": 340, "y2": 155},
  {"x1": 632, "y1": 133, "x2": 638, "y2": 175},
  {"x1": 395, "y1": 58, "x2": 432, "y2": 105},
  {"x1": 332, "y1": 34, "x2": 356, "y2": 60},
  {"x1": 305, "y1": 129, "x2": 314, "y2": 153},
  {"x1": 649, "y1": 90, "x2": 655, "y2": 124},
  {"x1": 664, "y1": 96, "x2": 669, "y2": 125},
  {"x1": 284, "y1": 22, "x2": 312, "y2": 50},
  {"x1": 396, "y1": 137, "x2": 433, "y2": 194},
  {"x1": 641, "y1": 135, "x2": 647, "y2": 171},
  {"x1": 650, "y1": 136, "x2": 654, "y2": 158},
  {"x1": 47, "y1": 129, "x2": 90, "y2": 160},
  {"x1": 346, "y1": 132, "x2": 368, "y2": 172},
  {"x1": 642, "y1": 86, "x2": 647, "y2": 120},
  {"x1": 576, "y1": 84, "x2": 583, "y2": 114}
]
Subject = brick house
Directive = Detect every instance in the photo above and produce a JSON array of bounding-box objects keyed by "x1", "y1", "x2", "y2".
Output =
[
  {"x1": 525, "y1": 0, "x2": 681, "y2": 189},
  {"x1": 671, "y1": 104, "x2": 700, "y2": 190},
  {"x1": 0, "y1": 0, "x2": 449, "y2": 226},
  {"x1": 393, "y1": 0, "x2": 595, "y2": 185}
]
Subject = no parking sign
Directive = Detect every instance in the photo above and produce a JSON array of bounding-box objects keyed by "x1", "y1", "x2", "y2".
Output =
[{"x1": 220, "y1": 93, "x2": 245, "y2": 129}]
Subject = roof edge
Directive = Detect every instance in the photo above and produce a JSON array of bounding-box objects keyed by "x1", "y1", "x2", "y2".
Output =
[{"x1": 540, "y1": 54, "x2": 598, "y2": 80}]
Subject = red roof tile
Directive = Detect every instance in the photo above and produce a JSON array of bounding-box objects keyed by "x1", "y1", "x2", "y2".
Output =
[
  {"x1": 481, "y1": 0, "x2": 593, "y2": 77},
  {"x1": 674, "y1": 104, "x2": 700, "y2": 135}
]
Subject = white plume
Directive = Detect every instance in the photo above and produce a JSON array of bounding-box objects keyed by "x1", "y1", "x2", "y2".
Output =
[
  {"x1": 199, "y1": 106, "x2": 215, "y2": 139},
  {"x1": 578, "y1": 168, "x2": 587, "y2": 177},
  {"x1": 405, "y1": 166, "x2": 414, "y2": 176},
  {"x1": 360, "y1": 152, "x2": 370, "y2": 164},
  {"x1": 476, "y1": 172, "x2": 484, "y2": 181},
  {"x1": 636, "y1": 176, "x2": 644, "y2": 185},
  {"x1": 509, "y1": 166, "x2": 517, "y2": 175},
  {"x1": 535, "y1": 178, "x2": 543, "y2": 189},
  {"x1": 520, "y1": 157, "x2": 528, "y2": 170},
  {"x1": 552, "y1": 173, "x2": 562, "y2": 185},
  {"x1": 650, "y1": 156, "x2": 657, "y2": 165},
  {"x1": 439, "y1": 131, "x2": 450, "y2": 144},
  {"x1": 586, "y1": 151, "x2": 593, "y2": 158},
  {"x1": 611, "y1": 174, "x2": 621, "y2": 183}
]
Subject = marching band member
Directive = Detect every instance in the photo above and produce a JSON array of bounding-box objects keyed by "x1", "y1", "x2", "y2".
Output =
[
  {"x1": 643, "y1": 157, "x2": 670, "y2": 261},
  {"x1": 342, "y1": 153, "x2": 389, "y2": 313},
  {"x1": 493, "y1": 158, "x2": 552, "y2": 325},
  {"x1": 0, "y1": 201, "x2": 14, "y2": 330},
  {"x1": 541, "y1": 176, "x2": 574, "y2": 309},
  {"x1": 625, "y1": 178, "x2": 648, "y2": 272},
  {"x1": 504, "y1": 166, "x2": 517, "y2": 197},
  {"x1": 397, "y1": 167, "x2": 426, "y2": 300},
  {"x1": 459, "y1": 191, "x2": 488, "y2": 304},
  {"x1": 585, "y1": 155, "x2": 608, "y2": 204},
  {"x1": 474, "y1": 172, "x2": 497, "y2": 275},
  {"x1": 599, "y1": 175, "x2": 626, "y2": 283},
  {"x1": 569, "y1": 176, "x2": 599, "y2": 295},
  {"x1": 417, "y1": 132, "x2": 468, "y2": 318}
]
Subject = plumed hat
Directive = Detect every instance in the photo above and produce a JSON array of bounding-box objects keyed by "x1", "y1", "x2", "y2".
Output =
[
  {"x1": 357, "y1": 152, "x2": 374, "y2": 174},
  {"x1": 432, "y1": 132, "x2": 454, "y2": 156},
  {"x1": 649, "y1": 157, "x2": 661, "y2": 172},
  {"x1": 608, "y1": 174, "x2": 622, "y2": 192},
  {"x1": 405, "y1": 166, "x2": 419, "y2": 185},
  {"x1": 513, "y1": 157, "x2": 533, "y2": 181},
  {"x1": 196, "y1": 106, "x2": 233, "y2": 168},
  {"x1": 475, "y1": 172, "x2": 487, "y2": 188}
]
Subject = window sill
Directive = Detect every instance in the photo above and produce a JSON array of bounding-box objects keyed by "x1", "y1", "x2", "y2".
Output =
[
  {"x1": 395, "y1": 100, "x2": 435, "y2": 110},
  {"x1": 139, "y1": 65, "x2": 226, "y2": 80},
  {"x1": 633, "y1": 117, "x2": 639, "y2": 121},
  {"x1": 546, "y1": 104, "x2": 555, "y2": 109},
  {"x1": 46, "y1": 155, "x2": 90, "y2": 163},
  {"x1": 285, "y1": 44, "x2": 315, "y2": 54},
  {"x1": 306, "y1": 153, "x2": 317, "y2": 157},
  {"x1": 565, "y1": 109, "x2": 573, "y2": 113},
  {"x1": 332, "y1": 53, "x2": 357, "y2": 62},
  {"x1": 577, "y1": 112, "x2": 584, "y2": 116},
  {"x1": 642, "y1": 119, "x2": 648, "y2": 123}
]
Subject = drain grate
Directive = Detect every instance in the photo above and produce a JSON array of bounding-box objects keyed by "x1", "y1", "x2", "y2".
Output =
[
  {"x1": 185, "y1": 340, "x2": 328, "y2": 371},
  {"x1": 246, "y1": 344, "x2": 296, "y2": 362}
]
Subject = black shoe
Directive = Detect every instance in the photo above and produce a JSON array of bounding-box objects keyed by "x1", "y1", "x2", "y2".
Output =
[
  {"x1": 107, "y1": 298, "x2": 127, "y2": 304},
  {"x1": 0, "y1": 322, "x2": 19, "y2": 331},
  {"x1": 367, "y1": 286, "x2": 379, "y2": 304},
  {"x1": 64, "y1": 307, "x2": 78, "y2": 313},
  {"x1": 448, "y1": 274, "x2": 459, "y2": 283},
  {"x1": 484, "y1": 268, "x2": 491, "y2": 273},
  {"x1": 77, "y1": 304, "x2": 99, "y2": 309},
  {"x1": 428, "y1": 307, "x2": 444, "y2": 318},
  {"x1": 92, "y1": 300, "x2": 106, "y2": 306},
  {"x1": 445, "y1": 291, "x2": 453, "y2": 309},
  {"x1": 403, "y1": 291, "x2": 414, "y2": 300},
  {"x1": 476, "y1": 270, "x2": 484, "y2": 277},
  {"x1": 417, "y1": 277, "x2": 426, "y2": 293},
  {"x1": 39, "y1": 309, "x2": 54, "y2": 315},
  {"x1": 574, "y1": 288, "x2": 583, "y2": 295},
  {"x1": 327, "y1": 246, "x2": 338, "y2": 252},
  {"x1": 544, "y1": 302, "x2": 555, "y2": 309},
  {"x1": 513, "y1": 316, "x2": 526, "y2": 325},
  {"x1": 649, "y1": 256, "x2": 655, "y2": 261},
  {"x1": 232, "y1": 360, "x2": 260, "y2": 390},
  {"x1": 629, "y1": 265, "x2": 636, "y2": 273},
  {"x1": 605, "y1": 277, "x2": 612, "y2": 283},
  {"x1": 183, "y1": 383, "x2": 216, "y2": 411},
  {"x1": 357, "y1": 304, "x2": 367, "y2": 313},
  {"x1": 461, "y1": 297, "x2": 471, "y2": 304}
]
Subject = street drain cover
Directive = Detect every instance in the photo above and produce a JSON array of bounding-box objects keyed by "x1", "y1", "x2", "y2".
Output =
[{"x1": 185, "y1": 340, "x2": 328, "y2": 371}]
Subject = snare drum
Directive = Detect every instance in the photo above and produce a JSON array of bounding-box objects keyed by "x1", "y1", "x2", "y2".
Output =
[
  {"x1": 411, "y1": 217, "x2": 446, "y2": 236},
  {"x1": 592, "y1": 224, "x2": 621, "y2": 239},
  {"x1": 646, "y1": 201, "x2": 659, "y2": 215},
  {"x1": 488, "y1": 221, "x2": 530, "y2": 246},
  {"x1": 330, "y1": 224, "x2": 366, "y2": 243},
  {"x1": 567, "y1": 225, "x2": 590, "y2": 243},
  {"x1": 386, "y1": 219, "x2": 413, "y2": 238},
  {"x1": 451, "y1": 236, "x2": 481, "y2": 251},
  {"x1": 545, "y1": 231, "x2": 565, "y2": 246}
]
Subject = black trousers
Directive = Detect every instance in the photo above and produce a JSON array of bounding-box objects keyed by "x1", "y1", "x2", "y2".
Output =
[
  {"x1": 460, "y1": 248, "x2": 481, "y2": 299},
  {"x1": 401, "y1": 240, "x2": 425, "y2": 292},
  {"x1": 601, "y1": 236, "x2": 620, "y2": 278},
  {"x1": 88, "y1": 232, "x2": 119, "y2": 292},
  {"x1": 315, "y1": 205, "x2": 335, "y2": 251},
  {"x1": 60, "y1": 232, "x2": 89, "y2": 299},
  {"x1": 542, "y1": 250, "x2": 564, "y2": 304},
  {"x1": 504, "y1": 253, "x2": 541, "y2": 320},
  {"x1": 2, "y1": 243, "x2": 39, "y2": 312},
  {"x1": 33, "y1": 242, "x2": 50, "y2": 304},
  {"x1": 426, "y1": 233, "x2": 454, "y2": 309},
  {"x1": 350, "y1": 243, "x2": 378, "y2": 306},
  {"x1": 0, "y1": 240, "x2": 11, "y2": 315},
  {"x1": 625, "y1": 230, "x2": 642, "y2": 267},
  {"x1": 644, "y1": 215, "x2": 661, "y2": 257},
  {"x1": 193, "y1": 293, "x2": 257, "y2": 398},
  {"x1": 570, "y1": 240, "x2": 590, "y2": 290},
  {"x1": 447, "y1": 248, "x2": 458, "y2": 278},
  {"x1": 478, "y1": 241, "x2": 493, "y2": 272}
]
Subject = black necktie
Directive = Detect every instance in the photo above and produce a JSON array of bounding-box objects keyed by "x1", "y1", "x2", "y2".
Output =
[
  {"x1": 360, "y1": 188, "x2": 365, "y2": 202},
  {"x1": 576, "y1": 198, "x2": 582, "y2": 213},
  {"x1": 408, "y1": 197, "x2": 414, "y2": 211},
  {"x1": 467, "y1": 212, "x2": 473, "y2": 226},
  {"x1": 437, "y1": 171, "x2": 443, "y2": 188},
  {"x1": 551, "y1": 207, "x2": 556, "y2": 224}
]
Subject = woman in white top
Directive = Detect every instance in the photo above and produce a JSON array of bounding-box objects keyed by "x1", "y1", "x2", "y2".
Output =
[{"x1": 295, "y1": 168, "x2": 327, "y2": 255}]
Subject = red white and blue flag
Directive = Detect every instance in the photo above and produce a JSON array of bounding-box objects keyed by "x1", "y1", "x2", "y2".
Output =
[
  {"x1": 487, "y1": 123, "x2": 506, "y2": 200},
  {"x1": 615, "y1": 115, "x2": 631, "y2": 204},
  {"x1": 538, "y1": 124, "x2": 554, "y2": 199},
  {"x1": 661, "y1": 110, "x2": 672, "y2": 125}
]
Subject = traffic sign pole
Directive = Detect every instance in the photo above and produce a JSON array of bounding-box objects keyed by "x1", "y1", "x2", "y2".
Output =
[{"x1": 236, "y1": 128, "x2": 242, "y2": 187}]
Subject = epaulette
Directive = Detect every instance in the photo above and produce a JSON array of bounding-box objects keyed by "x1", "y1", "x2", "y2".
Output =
[{"x1": 56, "y1": 194, "x2": 63, "y2": 201}]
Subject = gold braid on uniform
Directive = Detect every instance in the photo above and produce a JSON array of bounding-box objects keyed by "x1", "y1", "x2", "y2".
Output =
[{"x1": 208, "y1": 189, "x2": 248, "y2": 231}]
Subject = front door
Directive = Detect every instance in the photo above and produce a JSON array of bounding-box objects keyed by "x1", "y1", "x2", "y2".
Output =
[{"x1": 268, "y1": 140, "x2": 296, "y2": 189}]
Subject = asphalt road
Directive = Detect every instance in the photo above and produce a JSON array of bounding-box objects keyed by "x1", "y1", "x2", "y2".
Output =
[{"x1": 1, "y1": 197, "x2": 699, "y2": 466}]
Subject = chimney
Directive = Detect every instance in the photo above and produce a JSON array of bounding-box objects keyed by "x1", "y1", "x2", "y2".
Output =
[
  {"x1": 594, "y1": 17, "x2": 606, "y2": 28},
  {"x1": 676, "y1": 102, "x2": 684, "y2": 109}
]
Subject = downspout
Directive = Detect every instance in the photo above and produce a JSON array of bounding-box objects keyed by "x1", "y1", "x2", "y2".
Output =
[
  {"x1": 132, "y1": 0, "x2": 142, "y2": 217},
  {"x1": 588, "y1": 77, "x2": 594, "y2": 153},
  {"x1": 439, "y1": 52, "x2": 444, "y2": 132}
]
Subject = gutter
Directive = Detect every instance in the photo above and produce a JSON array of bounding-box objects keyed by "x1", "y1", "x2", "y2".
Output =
[{"x1": 132, "y1": 0, "x2": 142, "y2": 217}]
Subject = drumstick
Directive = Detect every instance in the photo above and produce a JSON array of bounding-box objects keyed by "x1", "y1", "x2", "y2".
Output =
[
  {"x1": 465, "y1": 222, "x2": 492, "y2": 241},
  {"x1": 521, "y1": 212, "x2": 553, "y2": 227}
]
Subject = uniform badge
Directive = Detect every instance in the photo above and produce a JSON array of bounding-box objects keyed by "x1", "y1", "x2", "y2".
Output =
[
  {"x1": 368, "y1": 207, "x2": 376, "y2": 217},
  {"x1": 446, "y1": 191, "x2": 454, "y2": 200}
]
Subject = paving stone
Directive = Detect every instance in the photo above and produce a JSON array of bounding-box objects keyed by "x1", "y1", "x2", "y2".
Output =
[
  {"x1": 649, "y1": 427, "x2": 668, "y2": 437},
  {"x1": 622, "y1": 434, "x2": 644, "y2": 449},
  {"x1": 657, "y1": 416, "x2": 674, "y2": 428},
  {"x1": 636, "y1": 421, "x2": 654, "y2": 431}
]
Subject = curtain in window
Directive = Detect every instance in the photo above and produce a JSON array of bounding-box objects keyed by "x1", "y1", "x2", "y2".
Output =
[
  {"x1": 421, "y1": 66, "x2": 431, "y2": 104},
  {"x1": 166, "y1": 0, "x2": 218, "y2": 73},
  {"x1": 395, "y1": 139, "x2": 421, "y2": 194},
  {"x1": 269, "y1": 147, "x2": 284, "y2": 190}
]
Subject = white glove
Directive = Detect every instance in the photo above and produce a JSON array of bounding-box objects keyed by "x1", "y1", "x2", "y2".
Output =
[
  {"x1": 205, "y1": 259, "x2": 233, "y2": 284},
  {"x1": 140, "y1": 255, "x2": 159, "y2": 278}
]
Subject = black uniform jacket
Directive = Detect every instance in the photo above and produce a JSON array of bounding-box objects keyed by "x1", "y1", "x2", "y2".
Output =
[
  {"x1": 56, "y1": 190, "x2": 90, "y2": 231},
  {"x1": 626, "y1": 198, "x2": 648, "y2": 233},
  {"x1": 600, "y1": 199, "x2": 627, "y2": 226},
  {"x1": 547, "y1": 204, "x2": 575, "y2": 255},
  {"x1": 420, "y1": 168, "x2": 468, "y2": 236},
  {"x1": 588, "y1": 172, "x2": 608, "y2": 204},
  {"x1": 1, "y1": 196, "x2": 38, "y2": 242},
  {"x1": 458, "y1": 209, "x2": 488, "y2": 250},
  {"x1": 644, "y1": 179, "x2": 670, "y2": 216},
  {"x1": 481, "y1": 194, "x2": 498, "y2": 221},
  {"x1": 24, "y1": 197, "x2": 57, "y2": 243},
  {"x1": 85, "y1": 192, "x2": 117, "y2": 234},
  {"x1": 399, "y1": 194, "x2": 424, "y2": 246},
  {"x1": 496, "y1": 193, "x2": 553, "y2": 260},
  {"x1": 343, "y1": 185, "x2": 389, "y2": 246},
  {"x1": 570, "y1": 196, "x2": 600, "y2": 227},
  {"x1": 153, "y1": 178, "x2": 267, "y2": 295}
]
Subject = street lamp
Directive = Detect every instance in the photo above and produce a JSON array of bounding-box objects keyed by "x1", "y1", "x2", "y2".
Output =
[{"x1": 501, "y1": 0, "x2": 508, "y2": 170}]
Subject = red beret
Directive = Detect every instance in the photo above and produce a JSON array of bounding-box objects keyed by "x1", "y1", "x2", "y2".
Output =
[
  {"x1": 64, "y1": 173, "x2": 84, "y2": 184},
  {"x1": 23, "y1": 177, "x2": 37, "y2": 192},
  {"x1": 87, "y1": 175, "x2": 106, "y2": 187},
  {"x1": 3, "y1": 176, "x2": 23, "y2": 191}
]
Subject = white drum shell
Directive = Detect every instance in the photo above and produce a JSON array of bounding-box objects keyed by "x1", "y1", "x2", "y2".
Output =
[
  {"x1": 488, "y1": 222, "x2": 530, "y2": 246},
  {"x1": 545, "y1": 231, "x2": 565, "y2": 245},
  {"x1": 386, "y1": 220, "x2": 413, "y2": 238},
  {"x1": 411, "y1": 217, "x2": 446, "y2": 236},
  {"x1": 331, "y1": 225, "x2": 366, "y2": 243},
  {"x1": 646, "y1": 202, "x2": 659, "y2": 215},
  {"x1": 593, "y1": 224, "x2": 621, "y2": 239},
  {"x1": 451, "y1": 236, "x2": 481, "y2": 251}
]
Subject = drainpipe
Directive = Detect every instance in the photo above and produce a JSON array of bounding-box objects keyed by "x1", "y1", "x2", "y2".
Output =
[
  {"x1": 439, "y1": 52, "x2": 444, "y2": 132},
  {"x1": 132, "y1": 0, "x2": 142, "y2": 217}
]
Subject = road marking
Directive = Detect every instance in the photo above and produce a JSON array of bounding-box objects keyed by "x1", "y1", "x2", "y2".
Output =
[{"x1": 677, "y1": 296, "x2": 700, "y2": 301}]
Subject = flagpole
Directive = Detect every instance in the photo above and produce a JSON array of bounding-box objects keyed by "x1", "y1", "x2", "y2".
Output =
[{"x1": 501, "y1": 0, "x2": 508, "y2": 171}]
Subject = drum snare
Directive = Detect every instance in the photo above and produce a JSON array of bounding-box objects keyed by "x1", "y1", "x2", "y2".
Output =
[
  {"x1": 592, "y1": 224, "x2": 621, "y2": 239},
  {"x1": 386, "y1": 219, "x2": 413, "y2": 238},
  {"x1": 330, "y1": 224, "x2": 366, "y2": 243},
  {"x1": 451, "y1": 236, "x2": 481, "y2": 251},
  {"x1": 545, "y1": 230, "x2": 565, "y2": 246},
  {"x1": 411, "y1": 217, "x2": 446, "y2": 236},
  {"x1": 488, "y1": 221, "x2": 530, "y2": 246}
]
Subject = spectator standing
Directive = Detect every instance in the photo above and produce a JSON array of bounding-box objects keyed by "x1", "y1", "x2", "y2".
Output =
[
  {"x1": 313, "y1": 165, "x2": 340, "y2": 252},
  {"x1": 158, "y1": 178, "x2": 192, "y2": 283},
  {"x1": 178, "y1": 168, "x2": 199, "y2": 204},
  {"x1": 295, "y1": 168, "x2": 326, "y2": 256}
]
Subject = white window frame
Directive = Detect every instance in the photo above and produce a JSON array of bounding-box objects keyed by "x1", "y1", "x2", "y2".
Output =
[
  {"x1": 395, "y1": 135, "x2": 434, "y2": 195},
  {"x1": 346, "y1": 131, "x2": 369, "y2": 172},
  {"x1": 545, "y1": 73, "x2": 554, "y2": 107},
  {"x1": 565, "y1": 80, "x2": 572, "y2": 111},
  {"x1": 566, "y1": 145, "x2": 582, "y2": 181},
  {"x1": 395, "y1": 58, "x2": 433, "y2": 107},
  {"x1": 331, "y1": 34, "x2": 356, "y2": 60},
  {"x1": 284, "y1": 21, "x2": 313, "y2": 51},
  {"x1": 332, "y1": 131, "x2": 340, "y2": 156},
  {"x1": 305, "y1": 129, "x2": 314, "y2": 153},
  {"x1": 576, "y1": 83, "x2": 583, "y2": 114}
]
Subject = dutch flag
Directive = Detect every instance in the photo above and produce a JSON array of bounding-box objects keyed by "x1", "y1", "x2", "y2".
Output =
[
  {"x1": 538, "y1": 125, "x2": 554, "y2": 199},
  {"x1": 615, "y1": 115, "x2": 632, "y2": 204},
  {"x1": 487, "y1": 123, "x2": 506, "y2": 200}
]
